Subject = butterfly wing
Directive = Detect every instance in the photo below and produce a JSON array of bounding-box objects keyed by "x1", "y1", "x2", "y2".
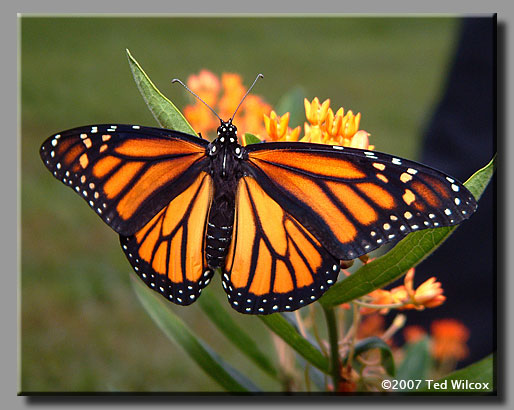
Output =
[
  {"x1": 120, "y1": 171, "x2": 215, "y2": 305},
  {"x1": 222, "y1": 176, "x2": 340, "y2": 314},
  {"x1": 40, "y1": 124, "x2": 209, "y2": 236},
  {"x1": 244, "y1": 142, "x2": 477, "y2": 261}
]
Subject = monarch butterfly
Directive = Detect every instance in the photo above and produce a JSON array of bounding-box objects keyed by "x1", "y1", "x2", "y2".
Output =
[{"x1": 40, "y1": 75, "x2": 477, "y2": 315}]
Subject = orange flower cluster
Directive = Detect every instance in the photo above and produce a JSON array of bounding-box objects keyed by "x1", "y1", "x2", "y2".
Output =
[
  {"x1": 183, "y1": 70, "x2": 271, "y2": 139},
  {"x1": 360, "y1": 268, "x2": 446, "y2": 315},
  {"x1": 431, "y1": 319, "x2": 470, "y2": 361}
]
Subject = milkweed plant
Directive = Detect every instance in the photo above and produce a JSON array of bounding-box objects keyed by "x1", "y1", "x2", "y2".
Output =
[{"x1": 126, "y1": 50, "x2": 495, "y2": 393}]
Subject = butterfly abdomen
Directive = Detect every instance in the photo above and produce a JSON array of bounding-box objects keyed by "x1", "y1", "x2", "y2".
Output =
[{"x1": 205, "y1": 195, "x2": 235, "y2": 269}]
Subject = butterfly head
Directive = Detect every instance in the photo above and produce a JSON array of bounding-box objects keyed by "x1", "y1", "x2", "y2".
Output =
[{"x1": 216, "y1": 120, "x2": 238, "y2": 142}]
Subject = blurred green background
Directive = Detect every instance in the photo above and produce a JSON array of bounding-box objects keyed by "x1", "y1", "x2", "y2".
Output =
[{"x1": 21, "y1": 16, "x2": 459, "y2": 392}]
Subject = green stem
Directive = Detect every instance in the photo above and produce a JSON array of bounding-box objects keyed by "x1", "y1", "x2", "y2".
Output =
[{"x1": 322, "y1": 305, "x2": 341, "y2": 390}]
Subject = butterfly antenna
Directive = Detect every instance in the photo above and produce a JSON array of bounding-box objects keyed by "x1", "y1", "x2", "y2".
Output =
[
  {"x1": 230, "y1": 73, "x2": 264, "y2": 122},
  {"x1": 171, "y1": 78, "x2": 222, "y2": 122}
]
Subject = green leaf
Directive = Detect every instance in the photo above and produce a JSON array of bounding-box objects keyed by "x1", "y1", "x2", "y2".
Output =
[
  {"x1": 258, "y1": 314, "x2": 330, "y2": 374},
  {"x1": 420, "y1": 354, "x2": 494, "y2": 393},
  {"x1": 197, "y1": 287, "x2": 278, "y2": 379},
  {"x1": 126, "y1": 49, "x2": 197, "y2": 135},
  {"x1": 244, "y1": 132, "x2": 262, "y2": 145},
  {"x1": 275, "y1": 86, "x2": 307, "y2": 128},
  {"x1": 396, "y1": 337, "x2": 431, "y2": 389},
  {"x1": 320, "y1": 155, "x2": 496, "y2": 308},
  {"x1": 131, "y1": 274, "x2": 259, "y2": 392},
  {"x1": 344, "y1": 336, "x2": 395, "y2": 376}
]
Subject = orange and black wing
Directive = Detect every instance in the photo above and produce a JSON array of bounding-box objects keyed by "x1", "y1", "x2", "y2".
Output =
[
  {"x1": 120, "y1": 171, "x2": 214, "y2": 304},
  {"x1": 40, "y1": 124, "x2": 209, "y2": 236},
  {"x1": 244, "y1": 142, "x2": 477, "y2": 261},
  {"x1": 222, "y1": 177, "x2": 340, "y2": 314}
]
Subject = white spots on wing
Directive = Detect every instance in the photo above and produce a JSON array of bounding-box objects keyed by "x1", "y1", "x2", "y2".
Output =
[
  {"x1": 392, "y1": 157, "x2": 402, "y2": 165},
  {"x1": 454, "y1": 198, "x2": 461, "y2": 205},
  {"x1": 444, "y1": 208, "x2": 452, "y2": 216},
  {"x1": 372, "y1": 162, "x2": 386, "y2": 171},
  {"x1": 446, "y1": 177, "x2": 455, "y2": 183},
  {"x1": 333, "y1": 145, "x2": 344, "y2": 150},
  {"x1": 452, "y1": 184, "x2": 460, "y2": 192},
  {"x1": 404, "y1": 211, "x2": 413, "y2": 220},
  {"x1": 132, "y1": 125, "x2": 140, "y2": 129},
  {"x1": 383, "y1": 223, "x2": 391, "y2": 231},
  {"x1": 407, "y1": 168, "x2": 418, "y2": 175}
]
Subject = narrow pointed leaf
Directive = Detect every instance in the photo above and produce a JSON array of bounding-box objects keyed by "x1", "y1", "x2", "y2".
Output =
[
  {"x1": 320, "y1": 155, "x2": 496, "y2": 308},
  {"x1": 131, "y1": 274, "x2": 259, "y2": 392},
  {"x1": 126, "y1": 49, "x2": 197, "y2": 135},
  {"x1": 259, "y1": 313, "x2": 330, "y2": 374},
  {"x1": 197, "y1": 287, "x2": 278, "y2": 379}
]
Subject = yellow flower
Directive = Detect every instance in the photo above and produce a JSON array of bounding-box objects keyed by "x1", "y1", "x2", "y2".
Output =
[
  {"x1": 304, "y1": 97, "x2": 331, "y2": 126},
  {"x1": 301, "y1": 98, "x2": 371, "y2": 149},
  {"x1": 430, "y1": 319, "x2": 470, "y2": 361},
  {"x1": 263, "y1": 111, "x2": 301, "y2": 142}
]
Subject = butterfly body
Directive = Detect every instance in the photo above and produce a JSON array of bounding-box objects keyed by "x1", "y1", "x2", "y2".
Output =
[
  {"x1": 41, "y1": 120, "x2": 477, "y2": 314},
  {"x1": 204, "y1": 121, "x2": 243, "y2": 269}
]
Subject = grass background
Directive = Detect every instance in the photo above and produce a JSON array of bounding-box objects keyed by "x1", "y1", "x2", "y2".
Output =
[{"x1": 20, "y1": 16, "x2": 459, "y2": 392}]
